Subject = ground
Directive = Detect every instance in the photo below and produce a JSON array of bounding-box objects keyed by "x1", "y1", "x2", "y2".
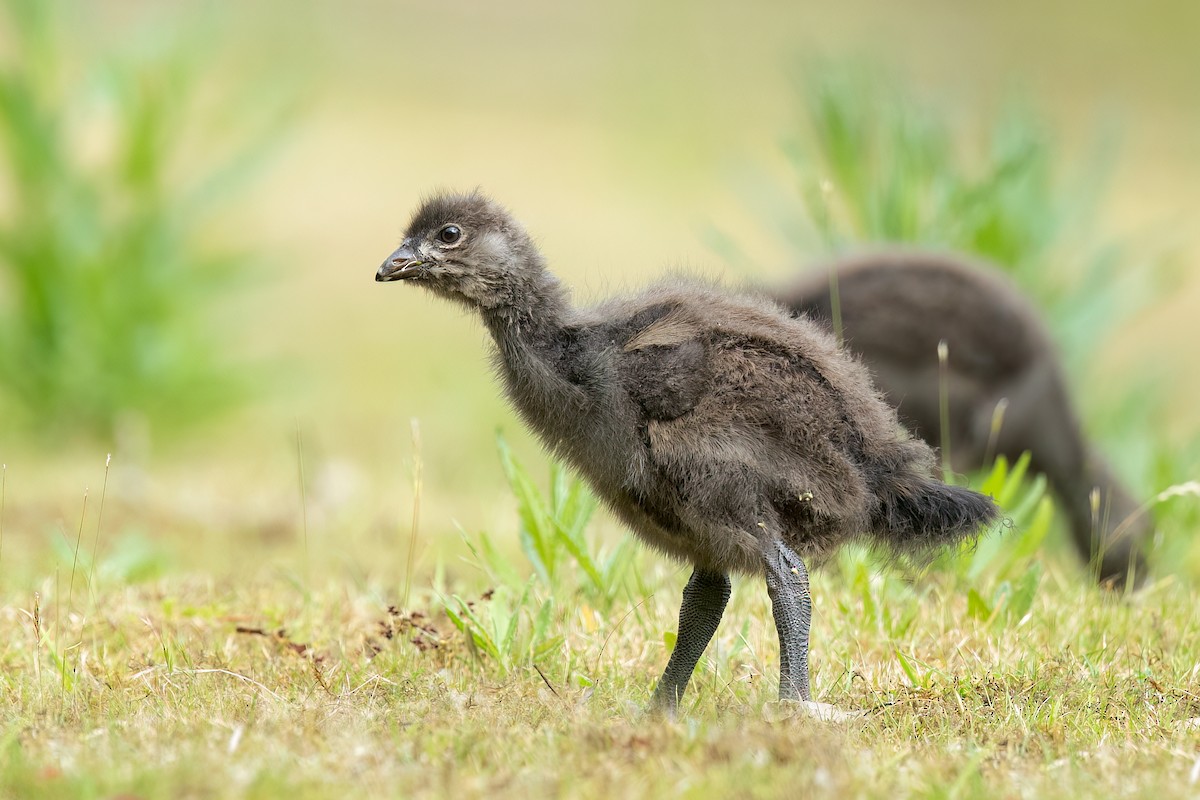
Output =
[{"x1": 1, "y1": 462, "x2": 1198, "y2": 798}]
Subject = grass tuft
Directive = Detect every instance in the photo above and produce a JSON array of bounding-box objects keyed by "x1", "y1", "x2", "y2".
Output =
[{"x1": 0, "y1": 0, "x2": 287, "y2": 445}]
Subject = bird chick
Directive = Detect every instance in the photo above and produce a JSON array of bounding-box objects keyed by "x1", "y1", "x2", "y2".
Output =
[
  {"x1": 778, "y1": 251, "x2": 1150, "y2": 589},
  {"x1": 376, "y1": 192, "x2": 999, "y2": 712}
]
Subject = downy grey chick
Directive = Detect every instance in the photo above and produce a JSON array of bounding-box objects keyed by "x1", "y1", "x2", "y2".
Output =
[{"x1": 375, "y1": 192, "x2": 998, "y2": 712}]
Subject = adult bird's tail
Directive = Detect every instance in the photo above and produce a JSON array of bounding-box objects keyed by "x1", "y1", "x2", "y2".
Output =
[{"x1": 873, "y1": 473, "x2": 1000, "y2": 552}]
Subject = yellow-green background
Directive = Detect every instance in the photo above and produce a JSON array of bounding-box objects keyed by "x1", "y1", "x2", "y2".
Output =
[{"x1": 2, "y1": 0, "x2": 1197, "y2": 576}]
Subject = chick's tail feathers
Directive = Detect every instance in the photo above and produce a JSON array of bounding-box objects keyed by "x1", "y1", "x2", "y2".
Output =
[{"x1": 872, "y1": 475, "x2": 1000, "y2": 552}]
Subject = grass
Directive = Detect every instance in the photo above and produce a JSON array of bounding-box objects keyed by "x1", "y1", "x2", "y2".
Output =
[
  {"x1": 0, "y1": 0, "x2": 285, "y2": 445},
  {"x1": 3, "y1": 534, "x2": 1200, "y2": 798},
  {"x1": 1, "y1": 444, "x2": 1198, "y2": 799}
]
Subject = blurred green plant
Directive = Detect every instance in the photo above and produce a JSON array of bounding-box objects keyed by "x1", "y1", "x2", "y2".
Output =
[
  {"x1": 50, "y1": 530, "x2": 172, "y2": 586},
  {"x1": 774, "y1": 63, "x2": 1178, "y2": 377},
  {"x1": 0, "y1": 0, "x2": 285, "y2": 444},
  {"x1": 701, "y1": 62, "x2": 1182, "y2": 410}
]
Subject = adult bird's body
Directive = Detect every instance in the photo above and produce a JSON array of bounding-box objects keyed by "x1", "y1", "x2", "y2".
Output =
[
  {"x1": 376, "y1": 192, "x2": 998, "y2": 711},
  {"x1": 777, "y1": 251, "x2": 1150, "y2": 588}
]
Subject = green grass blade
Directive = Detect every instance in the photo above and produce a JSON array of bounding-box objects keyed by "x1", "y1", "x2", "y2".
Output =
[{"x1": 496, "y1": 435, "x2": 555, "y2": 584}]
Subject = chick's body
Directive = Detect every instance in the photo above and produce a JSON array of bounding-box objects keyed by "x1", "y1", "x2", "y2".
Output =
[
  {"x1": 497, "y1": 281, "x2": 936, "y2": 575},
  {"x1": 376, "y1": 192, "x2": 997, "y2": 711}
]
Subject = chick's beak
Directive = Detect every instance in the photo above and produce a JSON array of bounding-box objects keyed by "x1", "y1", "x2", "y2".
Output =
[{"x1": 376, "y1": 243, "x2": 424, "y2": 282}]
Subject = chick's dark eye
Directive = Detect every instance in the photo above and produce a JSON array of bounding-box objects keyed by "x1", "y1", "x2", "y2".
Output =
[{"x1": 437, "y1": 225, "x2": 461, "y2": 244}]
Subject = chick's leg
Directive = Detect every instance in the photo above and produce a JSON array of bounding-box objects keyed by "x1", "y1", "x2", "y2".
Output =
[
  {"x1": 763, "y1": 539, "x2": 812, "y2": 701},
  {"x1": 651, "y1": 568, "x2": 731, "y2": 712}
]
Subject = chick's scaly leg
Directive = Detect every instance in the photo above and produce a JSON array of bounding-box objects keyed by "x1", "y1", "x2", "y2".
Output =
[
  {"x1": 651, "y1": 568, "x2": 731, "y2": 712},
  {"x1": 763, "y1": 539, "x2": 813, "y2": 701}
]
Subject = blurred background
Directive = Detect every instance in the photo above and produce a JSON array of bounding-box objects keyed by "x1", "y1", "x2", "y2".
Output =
[{"x1": 0, "y1": 0, "x2": 1197, "y2": 585}]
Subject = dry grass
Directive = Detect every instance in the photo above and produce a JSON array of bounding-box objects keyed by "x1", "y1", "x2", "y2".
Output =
[{"x1": 2, "y1": 513, "x2": 1199, "y2": 799}]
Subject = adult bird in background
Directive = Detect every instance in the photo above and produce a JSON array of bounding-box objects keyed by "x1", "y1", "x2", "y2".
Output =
[{"x1": 778, "y1": 251, "x2": 1150, "y2": 589}]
